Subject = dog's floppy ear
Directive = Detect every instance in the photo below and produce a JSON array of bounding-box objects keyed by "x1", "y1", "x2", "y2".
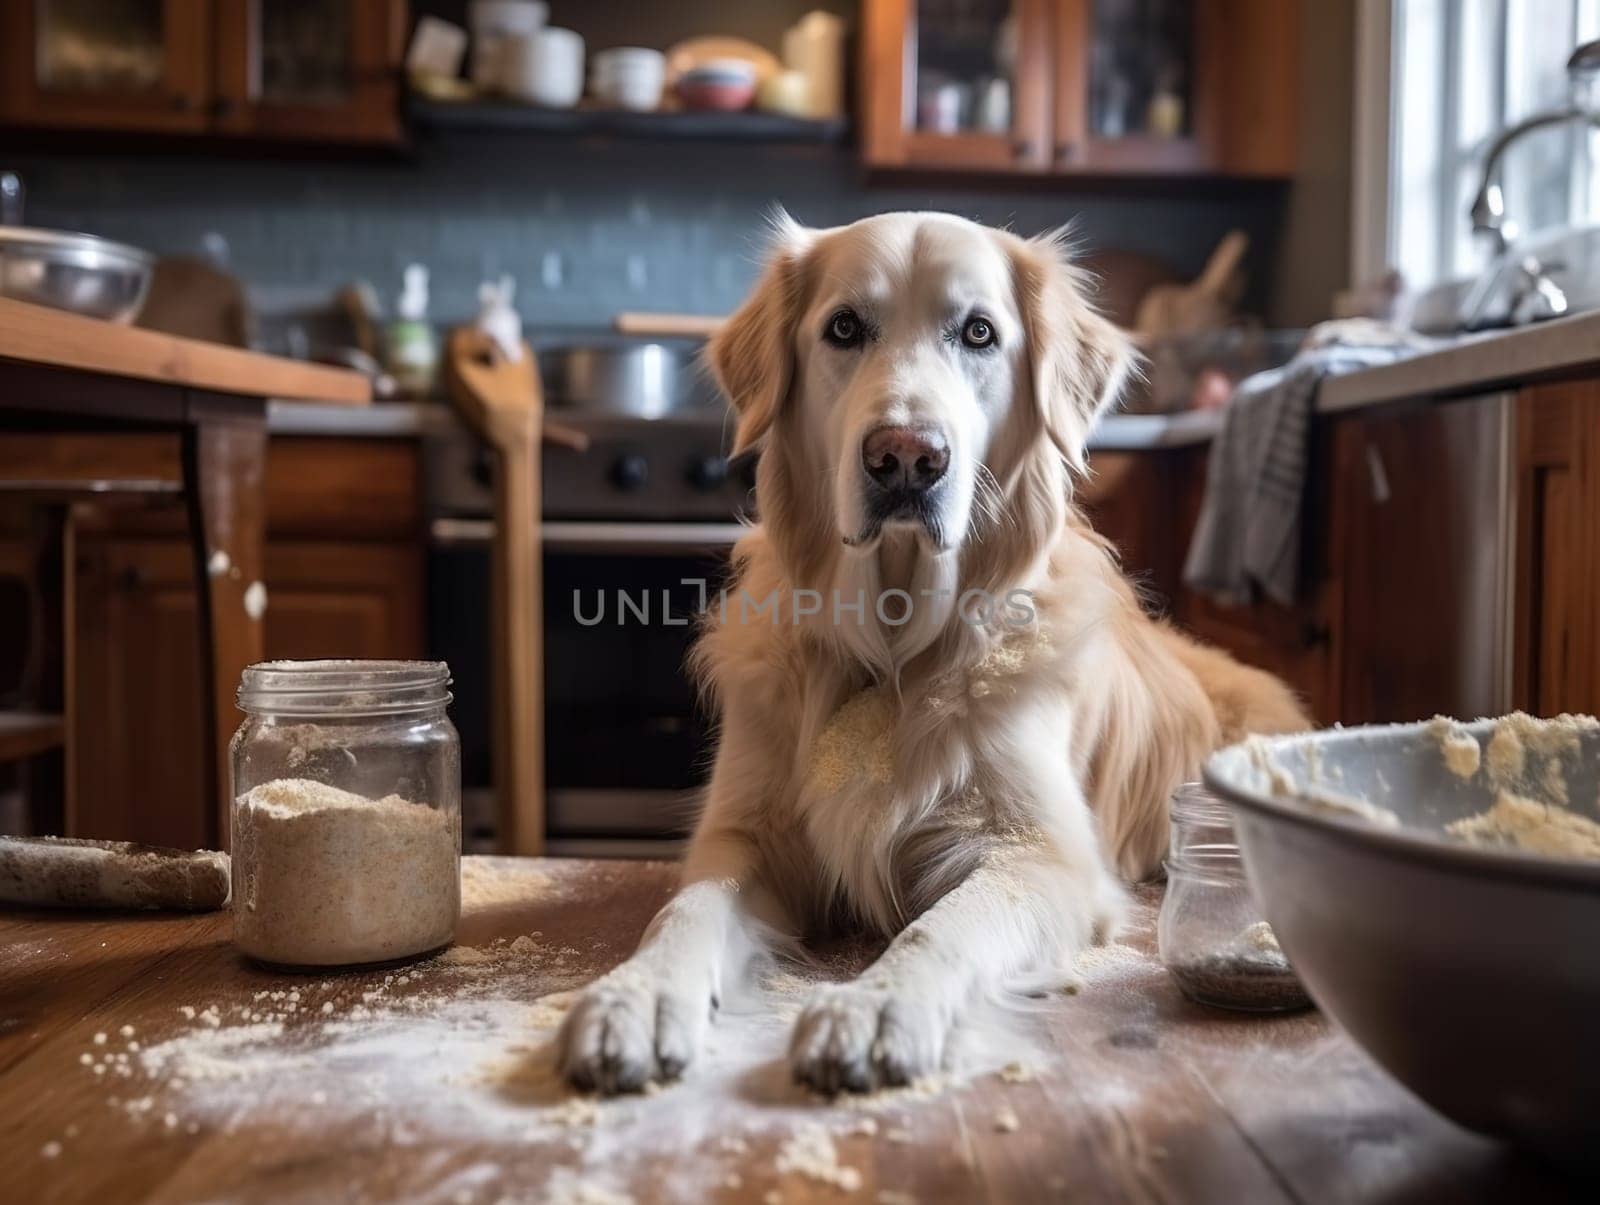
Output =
[
  {"x1": 1012, "y1": 231, "x2": 1137, "y2": 474},
  {"x1": 709, "y1": 212, "x2": 811, "y2": 457}
]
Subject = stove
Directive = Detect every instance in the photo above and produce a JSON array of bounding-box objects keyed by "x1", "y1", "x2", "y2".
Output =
[{"x1": 425, "y1": 398, "x2": 754, "y2": 854}]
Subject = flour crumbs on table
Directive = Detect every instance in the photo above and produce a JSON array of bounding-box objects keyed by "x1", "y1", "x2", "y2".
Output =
[{"x1": 47, "y1": 860, "x2": 1152, "y2": 1201}]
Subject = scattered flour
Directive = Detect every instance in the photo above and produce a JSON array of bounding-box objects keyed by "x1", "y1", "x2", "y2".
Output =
[
  {"x1": 1240, "y1": 921, "x2": 1281, "y2": 954},
  {"x1": 993, "y1": 1106, "x2": 1021, "y2": 1133},
  {"x1": 62, "y1": 859, "x2": 1115, "y2": 1203},
  {"x1": 1426, "y1": 717, "x2": 1481, "y2": 779},
  {"x1": 1246, "y1": 738, "x2": 1401, "y2": 827},
  {"x1": 232, "y1": 778, "x2": 459, "y2": 967},
  {"x1": 1294, "y1": 787, "x2": 1400, "y2": 828},
  {"x1": 1447, "y1": 792, "x2": 1600, "y2": 860},
  {"x1": 1480, "y1": 712, "x2": 1596, "y2": 804},
  {"x1": 775, "y1": 1122, "x2": 864, "y2": 1192},
  {"x1": 1422, "y1": 713, "x2": 1600, "y2": 860}
]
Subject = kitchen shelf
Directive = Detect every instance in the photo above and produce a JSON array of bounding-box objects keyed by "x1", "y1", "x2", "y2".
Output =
[{"x1": 407, "y1": 97, "x2": 850, "y2": 145}]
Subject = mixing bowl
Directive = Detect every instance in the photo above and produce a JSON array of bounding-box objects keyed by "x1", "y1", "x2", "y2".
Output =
[
  {"x1": 0, "y1": 226, "x2": 154, "y2": 323},
  {"x1": 1205, "y1": 718, "x2": 1600, "y2": 1171}
]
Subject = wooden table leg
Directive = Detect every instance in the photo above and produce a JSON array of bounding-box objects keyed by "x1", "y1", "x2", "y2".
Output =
[{"x1": 182, "y1": 412, "x2": 267, "y2": 850}]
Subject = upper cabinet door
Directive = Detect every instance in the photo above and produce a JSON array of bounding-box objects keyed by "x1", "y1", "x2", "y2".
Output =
[
  {"x1": 1054, "y1": 0, "x2": 1211, "y2": 173},
  {"x1": 212, "y1": 0, "x2": 405, "y2": 144},
  {"x1": 1056, "y1": 0, "x2": 1299, "y2": 176},
  {"x1": 0, "y1": 0, "x2": 212, "y2": 131},
  {"x1": 863, "y1": 0, "x2": 1053, "y2": 171}
]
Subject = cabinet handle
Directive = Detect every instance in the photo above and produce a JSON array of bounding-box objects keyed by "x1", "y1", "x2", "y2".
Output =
[
  {"x1": 169, "y1": 93, "x2": 196, "y2": 112},
  {"x1": 210, "y1": 97, "x2": 237, "y2": 119},
  {"x1": 1301, "y1": 621, "x2": 1332, "y2": 650},
  {"x1": 1012, "y1": 139, "x2": 1036, "y2": 160},
  {"x1": 1055, "y1": 141, "x2": 1078, "y2": 164},
  {"x1": 1364, "y1": 444, "x2": 1391, "y2": 504}
]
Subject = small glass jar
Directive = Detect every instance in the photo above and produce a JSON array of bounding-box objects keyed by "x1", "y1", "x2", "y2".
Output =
[
  {"x1": 230, "y1": 660, "x2": 461, "y2": 969},
  {"x1": 1157, "y1": 783, "x2": 1310, "y2": 1012}
]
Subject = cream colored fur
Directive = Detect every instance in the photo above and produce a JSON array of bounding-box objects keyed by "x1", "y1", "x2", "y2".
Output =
[{"x1": 558, "y1": 212, "x2": 1307, "y2": 1095}]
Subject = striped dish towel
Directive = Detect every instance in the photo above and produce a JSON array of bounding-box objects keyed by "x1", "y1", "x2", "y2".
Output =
[{"x1": 1182, "y1": 325, "x2": 1432, "y2": 608}]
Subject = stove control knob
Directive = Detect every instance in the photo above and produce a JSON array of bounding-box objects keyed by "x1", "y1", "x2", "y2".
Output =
[
  {"x1": 611, "y1": 454, "x2": 649, "y2": 492},
  {"x1": 471, "y1": 449, "x2": 494, "y2": 489},
  {"x1": 686, "y1": 455, "x2": 729, "y2": 492}
]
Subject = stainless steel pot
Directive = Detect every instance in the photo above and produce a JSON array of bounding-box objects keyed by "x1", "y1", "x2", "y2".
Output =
[{"x1": 539, "y1": 341, "x2": 713, "y2": 418}]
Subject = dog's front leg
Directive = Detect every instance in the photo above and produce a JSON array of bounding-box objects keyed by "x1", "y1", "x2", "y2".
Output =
[
  {"x1": 557, "y1": 827, "x2": 767, "y2": 1093},
  {"x1": 790, "y1": 838, "x2": 1119, "y2": 1094}
]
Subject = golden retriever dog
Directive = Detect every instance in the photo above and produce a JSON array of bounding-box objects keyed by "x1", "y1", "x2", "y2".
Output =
[{"x1": 558, "y1": 211, "x2": 1307, "y2": 1095}]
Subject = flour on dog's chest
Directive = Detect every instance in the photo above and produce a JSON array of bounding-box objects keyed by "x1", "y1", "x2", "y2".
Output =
[
  {"x1": 805, "y1": 687, "x2": 895, "y2": 797},
  {"x1": 805, "y1": 630, "x2": 1053, "y2": 798}
]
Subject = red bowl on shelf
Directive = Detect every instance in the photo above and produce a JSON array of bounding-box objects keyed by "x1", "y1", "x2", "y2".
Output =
[{"x1": 675, "y1": 62, "x2": 756, "y2": 112}]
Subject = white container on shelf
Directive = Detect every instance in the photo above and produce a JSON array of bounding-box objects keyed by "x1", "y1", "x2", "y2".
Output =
[
  {"x1": 782, "y1": 10, "x2": 846, "y2": 118},
  {"x1": 591, "y1": 46, "x2": 666, "y2": 111},
  {"x1": 502, "y1": 27, "x2": 585, "y2": 108},
  {"x1": 469, "y1": 0, "x2": 548, "y2": 92}
]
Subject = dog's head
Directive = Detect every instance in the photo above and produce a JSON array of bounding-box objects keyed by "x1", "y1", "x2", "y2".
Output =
[{"x1": 711, "y1": 211, "x2": 1133, "y2": 578}]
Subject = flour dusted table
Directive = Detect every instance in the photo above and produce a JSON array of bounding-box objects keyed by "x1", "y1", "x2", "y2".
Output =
[{"x1": 0, "y1": 857, "x2": 1579, "y2": 1203}]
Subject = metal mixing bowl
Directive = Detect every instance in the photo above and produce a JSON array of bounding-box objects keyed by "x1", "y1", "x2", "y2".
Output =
[
  {"x1": 1205, "y1": 719, "x2": 1600, "y2": 1171},
  {"x1": 0, "y1": 226, "x2": 155, "y2": 323}
]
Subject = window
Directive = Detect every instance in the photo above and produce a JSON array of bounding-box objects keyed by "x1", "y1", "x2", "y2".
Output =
[{"x1": 1367, "y1": 0, "x2": 1600, "y2": 289}]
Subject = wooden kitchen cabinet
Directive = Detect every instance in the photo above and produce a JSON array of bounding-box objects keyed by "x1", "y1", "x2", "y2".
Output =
[
  {"x1": 37, "y1": 436, "x2": 426, "y2": 846},
  {"x1": 212, "y1": 0, "x2": 406, "y2": 144},
  {"x1": 0, "y1": 0, "x2": 406, "y2": 143},
  {"x1": 862, "y1": 0, "x2": 1299, "y2": 176},
  {"x1": 1081, "y1": 443, "x2": 1337, "y2": 722},
  {"x1": 1513, "y1": 379, "x2": 1600, "y2": 717},
  {"x1": 0, "y1": 0, "x2": 214, "y2": 133},
  {"x1": 263, "y1": 541, "x2": 424, "y2": 662},
  {"x1": 68, "y1": 534, "x2": 421, "y2": 846},
  {"x1": 862, "y1": 0, "x2": 1054, "y2": 171},
  {"x1": 1329, "y1": 394, "x2": 1516, "y2": 726}
]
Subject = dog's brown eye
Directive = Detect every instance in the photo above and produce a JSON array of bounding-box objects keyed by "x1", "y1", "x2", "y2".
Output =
[
  {"x1": 824, "y1": 309, "x2": 863, "y2": 347},
  {"x1": 961, "y1": 316, "x2": 996, "y2": 349}
]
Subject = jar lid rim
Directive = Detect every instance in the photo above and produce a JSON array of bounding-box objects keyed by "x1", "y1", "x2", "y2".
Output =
[
  {"x1": 241, "y1": 659, "x2": 450, "y2": 689},
  {"x1": 237, "y1": 660, "x2": 452, "y2": 714}
]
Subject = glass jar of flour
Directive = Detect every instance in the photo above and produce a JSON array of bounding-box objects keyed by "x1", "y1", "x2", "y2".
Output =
[{"x1": 230, "y1": 660, "x2": 461, "y2": 968}]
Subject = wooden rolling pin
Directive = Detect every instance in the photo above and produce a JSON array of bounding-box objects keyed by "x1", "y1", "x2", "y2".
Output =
[{"x1": 0, "y1": 836, "x2": 230, "y2": 911}]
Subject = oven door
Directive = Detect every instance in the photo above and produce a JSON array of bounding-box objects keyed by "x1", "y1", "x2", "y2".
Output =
[
  {"x1": 431, "y1": 519, "x2": 746, "y2": 846},
  {"x1": 542, "y1": 521, "x2": 743, "y2": 841}
]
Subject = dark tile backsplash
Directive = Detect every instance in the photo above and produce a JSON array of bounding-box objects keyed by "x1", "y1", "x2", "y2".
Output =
[{"x1": 6, "y1": 135, "x2": 1286, "y2": 334}]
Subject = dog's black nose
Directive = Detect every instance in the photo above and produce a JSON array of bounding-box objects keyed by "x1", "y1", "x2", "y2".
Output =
[{"x1": 862, "y1": 426, "x2": 949, "y2": 494}]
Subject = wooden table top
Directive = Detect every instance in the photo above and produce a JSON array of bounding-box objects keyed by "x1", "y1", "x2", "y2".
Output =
[
  {"x1": 0, "y1": 297, "x2": 369, "y2": 405},
  {"x1": 1, "y1": 857, "x2": 1580, "y2": 1204}
]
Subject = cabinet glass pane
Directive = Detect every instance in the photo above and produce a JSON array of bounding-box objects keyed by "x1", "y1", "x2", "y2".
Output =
[
  {"x1": 913, "y1": 0, "x2": 1019, "y2": 136},
  {"x1": 37, "y1": 0, "x2": 165, "y2": 93},
  {"x1": 260, "y1": 0, "x2": 353, "y2": 107},
  {"x1": 1089, "y1": 0, "x2": 1194, "y2": 140}
]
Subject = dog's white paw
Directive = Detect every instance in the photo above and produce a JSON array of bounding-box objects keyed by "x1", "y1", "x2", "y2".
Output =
[
  {"x1": 557, "y1": 967, "x2": 712, "y2": 1094},
  {"x1": 789, "y1": 983, "x2": 947, "y2": 1094}
]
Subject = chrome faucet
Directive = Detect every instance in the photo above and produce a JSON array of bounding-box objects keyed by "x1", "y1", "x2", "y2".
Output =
[
  {"x1": 1461, "y1": 39, "x2": 1600, "y2": 327},
  {"x1": 1470, "y1": 40, "x2": 1600, "y2": 254}
]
